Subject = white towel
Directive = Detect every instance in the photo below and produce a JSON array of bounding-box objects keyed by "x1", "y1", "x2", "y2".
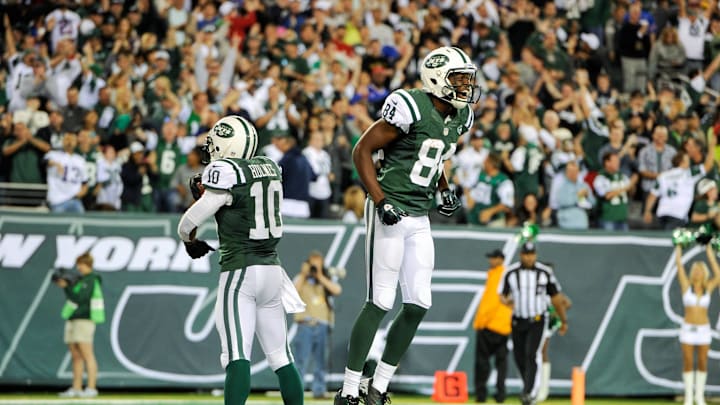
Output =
[{"x1": 281, "y1": 270, "x2": 306, "y2": 314}]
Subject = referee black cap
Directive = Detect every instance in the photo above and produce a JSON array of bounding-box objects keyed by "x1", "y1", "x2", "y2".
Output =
[
  {"x1": 485, "y1": 249, "x2": 504, "y2": 259},
  {"x1": 520, "y1": 241, "x2": 536, "y2": 254}
]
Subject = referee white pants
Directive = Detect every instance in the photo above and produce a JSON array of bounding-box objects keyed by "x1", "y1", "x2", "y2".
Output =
[
  {"x1": 364, "y1": 199, "x2": 434, "y2": 311},
  {"x1": 215, "y1": 265, "x2": 293, "y2": 371}
]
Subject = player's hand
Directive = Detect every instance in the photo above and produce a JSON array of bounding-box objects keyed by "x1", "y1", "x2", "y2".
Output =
[
  {"x1": 559, "y1": 322, "x2": 568, "y2": 336},
  {"x1": 437, "y1": 189, "x2": 461, "y2": 217},
  {"x1": 376, "y1": 199, "x2": 407, "y2": 226},
  {"x1": 189, "y1": 173, "x2": 204, "y2": 200},
  {"x1": 184, "y1": 239, "x2": 215, "y2": 259}
]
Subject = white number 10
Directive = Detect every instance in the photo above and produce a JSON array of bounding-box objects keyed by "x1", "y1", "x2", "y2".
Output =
[{"x1": 249, "y1": 180, "x2": 283, "y2": 240}]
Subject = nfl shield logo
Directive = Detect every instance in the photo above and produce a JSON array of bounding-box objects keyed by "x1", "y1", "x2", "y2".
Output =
[{"x1": 443, "y1": 128, "x2": 449, "y2": 136}]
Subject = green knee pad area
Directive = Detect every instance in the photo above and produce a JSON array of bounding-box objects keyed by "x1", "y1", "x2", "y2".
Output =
[
  {"x1": 225, "y1": 360, "x2": 250, "y2": 405},
  {"x1": 381, "y1": 303, "x2": 428, "y2": 366},
  {"x1": 347, "y1": 302, "x2": 388, "y2": 371}
]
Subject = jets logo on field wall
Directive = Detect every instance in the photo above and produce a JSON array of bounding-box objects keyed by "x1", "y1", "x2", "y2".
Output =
[{"x1": 0, "y1": 214, "x2": 718, "y2": 394}]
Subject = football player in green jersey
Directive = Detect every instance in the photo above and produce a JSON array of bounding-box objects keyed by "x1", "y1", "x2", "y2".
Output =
[
  {"x1": 334, "y1": 47, "x2": 480, "y2": 405},
  {"x1": 177, "y1": 116, "x2": 305, "y2": 405}
]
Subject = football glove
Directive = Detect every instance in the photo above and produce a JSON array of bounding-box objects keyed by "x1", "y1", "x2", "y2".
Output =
[
  {"x1": 189, "y1": 173, "x2": 204, "y2": 200},
  {"x1": 437, "y1": 189, "x2": 461, "y2": 217},
  {"x1": 184, "y1": 239, "x2": 215, "y2": 259},
  {"x1": 376, "y1": 198, "x2": 407, "y2": 226}
]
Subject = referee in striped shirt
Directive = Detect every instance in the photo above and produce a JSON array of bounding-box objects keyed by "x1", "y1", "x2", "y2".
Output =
[{"x1": 498, "y1": 241, "x2": 568, "y2": 405}]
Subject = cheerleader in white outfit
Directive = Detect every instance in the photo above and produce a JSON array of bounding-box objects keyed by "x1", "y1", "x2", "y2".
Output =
[{"x1": 675, "y1": 244, "x2": 720, "y2": 405}]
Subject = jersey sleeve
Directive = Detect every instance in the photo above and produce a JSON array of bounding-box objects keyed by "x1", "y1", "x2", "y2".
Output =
[
  {"x1": 497, "y1": 179, "x2": 515, "y2": 208},
  {"x1": 380, "y1": 89, "x2": 421, "y2": 134},
  {"x1": 510, "y1": 147, "x2": 526, "y2": 172},
  {"x1": 546, "y1": 268, "x2": 561, "y2": 296},
  {"x1": 77, "y1": 157, "x2": 89, "y2": 183},
  {"x1": 593, "y1": 174, "x2": 610, "y2": 197},
  {"x1": 44, "y1": 150, "x2": 59, "y2": 162},
  {"x1": 202, "y1": 159, "x2": 245, "y2": 191}
]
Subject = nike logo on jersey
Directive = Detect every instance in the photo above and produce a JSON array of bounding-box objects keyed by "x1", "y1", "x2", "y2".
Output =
[{"x1": 377, "y1": 166, "x2": 396, "y2": 181}]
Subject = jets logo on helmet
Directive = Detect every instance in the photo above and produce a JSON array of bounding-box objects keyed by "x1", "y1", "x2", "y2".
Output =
[
  {"x1": 214, "y1": 122, "x2": 235, "y2": 138},
  {"x1": 420, "y1": 46, "x2": 481, "y2": 110},
  {"x1": 201, "y1": 116, "x2": 258, "y2": 164},
  {"x1": 424, "y1": 54, "x2": 449, "y2": 69}
]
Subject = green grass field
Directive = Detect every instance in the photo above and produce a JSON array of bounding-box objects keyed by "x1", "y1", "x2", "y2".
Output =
[{"x1": 0, "y1": 393, "x2": 680, "y2": 405}]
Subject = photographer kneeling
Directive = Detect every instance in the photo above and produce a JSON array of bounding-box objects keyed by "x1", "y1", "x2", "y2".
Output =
[
  {"x1": 293, "y1": 251, "x2": 342, "y2": 399},
  {"x1": 54, "y1": 252, "x2": 105, "y2": 398}
]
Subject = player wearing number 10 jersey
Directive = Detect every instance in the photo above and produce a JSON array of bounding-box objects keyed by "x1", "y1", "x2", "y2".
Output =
[
  {"x1": 177, "y1": 116, "x2": 304, "y2": 405},
  {"x1": 334, "y1": 46, "x2": 480, "y2": 405}
]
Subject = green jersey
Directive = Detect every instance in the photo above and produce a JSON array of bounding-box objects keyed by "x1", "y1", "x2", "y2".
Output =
[
  {"x1": 378, "y1": 88, "x2": 474, "y2": 216},
  {"x1": 511, "y1": 143, "x2": 544, "y2": 199},
  {"x1": 5, "y1": 140, "x2": 43, "y2": 184},
  {"x1": 202, "y1": 157, "x2": 283, "y2": 271},
  {"x1": 593, "y1": 170, "x2": 630, "y2": 222},
  {"x1": 691, "y1": 161, "x2": 720, "y2": 186},
  {"x1": 187, "y1": 111, "x2": 201, "y2": 136},
  {"x1": 467, "y1": 171, "x2": 514, "y2": 225},
  {"x1": 77, "y1": 148, "x2": 99, "y2": 189},
  {"x1": 581, "y1": 117, "x2": 609, "y2": 172},
  {"x1": 690, "y1": 199, "x2": 718, "y2": 230},
  {"x1": 156, "y1": 140, "x2": 184, "y2": 189}
]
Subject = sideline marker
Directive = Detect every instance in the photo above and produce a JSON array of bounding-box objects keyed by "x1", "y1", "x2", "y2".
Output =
[
  {"x1": 571, "y1": 367, "x2": 585, "y2": 405},
  {"x1": 431, "y1": 371, "x2": 468, "y2": 403}
]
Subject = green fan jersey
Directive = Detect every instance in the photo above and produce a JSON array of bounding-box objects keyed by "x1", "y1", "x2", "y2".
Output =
[
  {"x1": 512, "y1": 143, "x2": 544, "y2": 199},
  {"x1": 156, "y1": 140, "x2": 184, "y2": 189},
  {"x1": 77, "y1": 149, "x2": 99, "y2": 189},
  {"x1": 581, "y1": 117, "x2": 609, "y2": 172},
  {"x1": 202, "y1": 157, "x2": 283, "y2": 272},
  {"x1": 378, "y1": 88, "x2": 474, "y2": 216},
  {"x1": 593, "y1": 170, "x2": 630, "y2": 222},
  {"x1": 467, "y1": 171, "x2": 514, "y2": 225}
]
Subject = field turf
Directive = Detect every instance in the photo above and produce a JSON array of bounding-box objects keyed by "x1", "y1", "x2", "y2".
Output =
[{"x1": 0, "y1": 392, "x2": 679, "y2": 404}]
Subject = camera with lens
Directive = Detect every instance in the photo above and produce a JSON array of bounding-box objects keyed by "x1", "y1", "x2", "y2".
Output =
[
  {"x1": 51, "y1": 268, "x2": 79, "y2": 285},
  {"x1": 309, "y1": 265, "x2": 319, "y2": 276}
]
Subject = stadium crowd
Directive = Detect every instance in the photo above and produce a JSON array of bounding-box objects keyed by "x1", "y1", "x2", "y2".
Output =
[{"x1": 1, "y1": 0, "x2": 720, "y2": 230}]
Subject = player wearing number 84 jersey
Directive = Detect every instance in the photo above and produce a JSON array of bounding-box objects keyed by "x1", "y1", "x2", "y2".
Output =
[
  {"x1": 177, "y1": 115, "x2": 305, "y2": 405},
  {"x1": 335, "y1": 46, "x2": 480, "y2": 405}
]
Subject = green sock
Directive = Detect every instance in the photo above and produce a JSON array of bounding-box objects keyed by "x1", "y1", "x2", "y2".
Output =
[
  {"x1": 275, "y1": 363, "x2": 304, "y2": 405},
  {"x1": 347, "y1": 302, "x2": 387, "y2": 371},
  {"x1": 225, "y1": 360, "x2": 250, "y2": 405},
  {"x1": 381, "y1": 303, "x2": 427, "y2": 365}
]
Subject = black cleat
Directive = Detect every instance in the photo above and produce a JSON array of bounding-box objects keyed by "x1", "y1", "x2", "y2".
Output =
[
  {"x1": 362, "y1": 381, "x2": 391, "y2": 405},
  {"x1": 333, "y1": 389, "x2": 360, "y2": 405}
]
